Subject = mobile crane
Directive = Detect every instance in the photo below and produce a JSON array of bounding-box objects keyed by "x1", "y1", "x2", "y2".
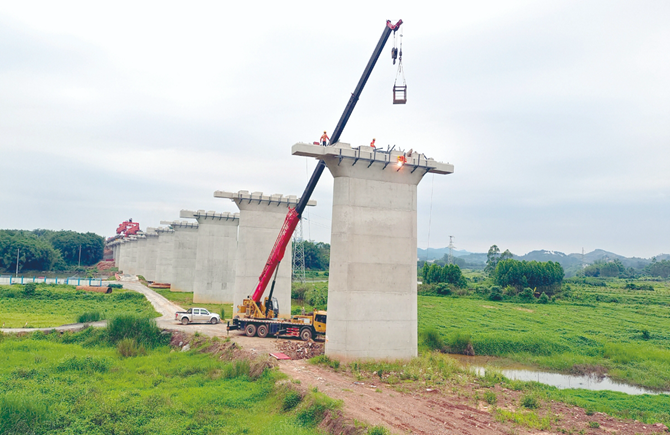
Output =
[{"x1": 228, "y1": 19, "x2": 403, "y2": 340}]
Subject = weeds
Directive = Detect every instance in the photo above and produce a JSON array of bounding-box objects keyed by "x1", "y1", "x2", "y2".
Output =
[
  {"x1": 310, "y1": 354, "x2": 340, "y2": 370},
  {"x1": 77, "y1": 311, "x2": 102, "y2": 323},
  {"x1": 106, "y1": 315, "x2": 169, "y2": 348},
  {"x1": 117, "y1": 338, "x2": 146, "y2": 357},
  {"x1": 495, "y1": 408, "x2": 551, "y2": 430},
  {"x1": 484, "y1": 390, "x2": 497, "y2": 405}
]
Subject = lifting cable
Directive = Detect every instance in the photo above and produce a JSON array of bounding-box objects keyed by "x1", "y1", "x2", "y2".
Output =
[{"x1": 394, "y1": 32, "x2": 405, "y2": 88}]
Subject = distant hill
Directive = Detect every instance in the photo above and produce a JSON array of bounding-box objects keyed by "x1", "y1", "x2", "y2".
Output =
[
  {"x1": 417, "y1": 248, "x2": 475, "y2": 261},
  {"x1": 418, "y1": 247, "x2": 658, "y2": 270}
]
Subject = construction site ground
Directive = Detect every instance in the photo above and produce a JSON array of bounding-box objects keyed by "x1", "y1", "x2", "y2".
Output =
[{"x1": 5, "y1": 279, "x2": 666, "y2": 435}]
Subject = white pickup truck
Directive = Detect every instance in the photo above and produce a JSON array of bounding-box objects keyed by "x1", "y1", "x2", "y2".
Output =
[{"x1": 175, "y1": 308, "x2": 221, "y2": 325}]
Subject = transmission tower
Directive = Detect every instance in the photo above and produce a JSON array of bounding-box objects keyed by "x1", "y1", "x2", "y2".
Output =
[
  {"x1": 292, "y1": 217, "x2": 306, "y2": 282},
  {"x1": 448, "y1": 236, "x2": 456, "y2": 265}
]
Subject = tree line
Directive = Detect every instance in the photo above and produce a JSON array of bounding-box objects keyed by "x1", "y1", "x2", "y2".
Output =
[
  {"x1": 293, "y1": 240, "x2": 330, "y2": 270},
  {"x1": 420, "y1": 262, "x2": 467, "y2": 288},
  {"x1": 0, "y1": 229, "x2": 104, "y2": 273}
]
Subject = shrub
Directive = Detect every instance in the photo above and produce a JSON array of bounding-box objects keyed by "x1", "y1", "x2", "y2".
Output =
[
  {"x1": 23, "y1": 283, "x2": 36, "y2": 297},
  {"x1": 538, "y1": 292, "x2": 549, "y2": 304},
  {"x1": 305, "y1": 286, "x2": 328, "y2": 308},
  {"x1": 520, "y1": 394, "x2": 539, "y2": 409},
  {"x1": 368, "y1": 427, "x2": 390, "y2": 435},
  {"x1": 291, "y1": 284, "x2": 308, "y2": 300},
  {"x1": 588, "y1": 421, "x2": 600, "y2": 428},
  {"x1": 435, "y1": 283, "x2": 452, "y2": 296},
  {"x1": 519, "y1": 287, "x2": 534, "y2": 302},
  {"x1": 219, "y1": 306, "x2": 227, "y2": 320},
  {"x1": 489, "y1": 286, "x2": 503, "y2": 301},
  {"x1": 106, "y1": 315, "x2": 169, "y2": 348},
  {"x1": 77, "y1": 311, "x2": 102, "y2": 323},
  {"x1": 117, "y1": 338, "x2": 146, "y2": 357},
  {"x1": 449, "y1": 332, "x2": 473, "y2": 355},
  {"x1": 282, "y1": 390, "x2": 303, "y2": 411},
  {"x1": 421, "y1": 328, "x2": 446, "y2": 352},
  {"x1": 484, "y1": 390, "x2": 497, "y2": 405}
]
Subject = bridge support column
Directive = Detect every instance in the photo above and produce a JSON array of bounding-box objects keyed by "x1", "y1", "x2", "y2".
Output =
[
  {"x1": 181, "y1": 210, "x2": 239, "y2": 304},
  {"x1": 125, "y1": 236, "x2": 139, "y2": 276},
  {"x1": 155, "y1": 227, "x2": 175, "y2": 284},
  {"x1": 214, "y1": 190, "x2": 316, "y2": 317},
  {"x1": 161, "y1": 221, "x2": 199, "y2": 293},
  {"x1": 141, "y1": 228, "x2": 159, "y2": 282},
  {"x1": 293, "y1": 142, "x2": 454, "y2": 360}
]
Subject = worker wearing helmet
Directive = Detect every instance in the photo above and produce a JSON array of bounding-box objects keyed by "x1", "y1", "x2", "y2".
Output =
[
  {"x1": 370, "y1": 138, "x2": 376, "y2": 148},
  {"x1": 320, "y1": 131, "x2": 330, "y2": 146}
]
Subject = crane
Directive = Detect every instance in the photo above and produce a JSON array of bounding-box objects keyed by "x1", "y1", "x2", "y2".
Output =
[{"x1": 235, "y1": 19, "x2": 404, "y2": 320}]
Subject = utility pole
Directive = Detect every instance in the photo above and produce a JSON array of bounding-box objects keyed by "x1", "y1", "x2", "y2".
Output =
[
  {"x1": 78, "y1": 245, "x2": 82, "y2": 267},
  {"x1": 15, "y1": 248, "x2": 19, "y2": 278}
]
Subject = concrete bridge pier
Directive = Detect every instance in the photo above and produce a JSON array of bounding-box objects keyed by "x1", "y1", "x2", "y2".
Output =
[
  {"x1": 214, "y1": 190, "x2": 316, "y2": 317},
  {"x1": 154, "y1": 227, "x2": 175, "y2": 284},
  {"x1": 180, "y1": 210, "x2": 239, "y2": 304},
  {"x1": 141, "y1": 228, "x2": 159, "y2": 282},
  {"x1": 292, "y1": 142, "x2": 454, "y2": 360},
  {"x1": 161, "y1": 221, "x2": 198, "y2": 293},
  {"x1": 135, "y1": 235, "x2": 147, "y2": 278},
  {"x1": 125, "y1": 236, "x2": 139, "y2": 276}
]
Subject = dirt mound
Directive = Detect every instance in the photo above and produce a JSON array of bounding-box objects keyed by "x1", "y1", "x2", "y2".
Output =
[
  {"x1": 277, "y1": 340, "x2": 324, "y2": 360},
  {"x1": 96, "y1": 260, "x2": 115, "y2": 271}
]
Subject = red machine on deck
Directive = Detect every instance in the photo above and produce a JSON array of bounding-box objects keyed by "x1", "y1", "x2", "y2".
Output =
[{"x1": 116, "y1": 219, "x2": 140, "y2": 237}]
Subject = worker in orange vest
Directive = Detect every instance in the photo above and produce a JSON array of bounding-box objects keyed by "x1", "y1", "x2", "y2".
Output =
[
  {"x1": 370, "y1": 138, "x2": 376, "y2": 148},
  {"x1": 320, "y1": 131, "x2": 330, "y2": 146}
]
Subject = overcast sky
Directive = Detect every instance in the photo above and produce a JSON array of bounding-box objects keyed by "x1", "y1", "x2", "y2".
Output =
[{"x1": 0, "y1": 1, "x2": 668, "y2": 258}]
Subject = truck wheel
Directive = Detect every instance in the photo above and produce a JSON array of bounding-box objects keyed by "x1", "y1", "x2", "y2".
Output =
[
  {"x1": 210, "y1": 317, "x2": 219, "y2": 325},
  {"x1": 245, "y1": 324, "x2": 257, "y2": 337},
  {"x1": 257, "y1": 324, "x2": 269, "y2": 338},
  {"x1": 300, "y1": 328, "x2": 312, "y2": 342},
  {"x1": 181, "y1": 317, "x2": 189, "y2": 325}
]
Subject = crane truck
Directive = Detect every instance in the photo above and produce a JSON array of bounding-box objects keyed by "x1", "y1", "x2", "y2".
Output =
[{"x1": 227, "y1": 19, "x2": 404, "y2": 341}]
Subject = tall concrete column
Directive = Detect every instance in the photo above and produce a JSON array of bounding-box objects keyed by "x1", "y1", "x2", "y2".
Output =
[
  {"x1": 126, "y1": 236, "x2": 139, "y2": 276},
  {"x1": 161, "y1": 221, "x2": 198, "y2": 293},
  {"x1": 116, "y1": 240, "x2": 126, "y2": 273},
  {"x1": 155, "y1": 227, "x2": 175, "y2": 284},
  {"x1": 214, "y1": 190, "x2": 316, "y2": 316},
  {"x1": 142, "y1": 228, "x2": 159, "y2": 282},
  {"x1": 180, "y1": 210, "x2": 239, "y2": 304},
  {"x1": 293, "y1": 142, "x2": 454, "y2": 360},
  {"x1": 135, "y1": 235, "x2": 147, "y2": 278}
]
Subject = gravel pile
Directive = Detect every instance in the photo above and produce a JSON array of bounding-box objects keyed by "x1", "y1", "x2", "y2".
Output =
[{"x1": 276, "y1": 340, "x2": 324, "y2": 359}]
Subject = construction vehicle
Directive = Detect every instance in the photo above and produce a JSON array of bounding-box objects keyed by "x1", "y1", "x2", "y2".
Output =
[
  {"x1": 227, "y1": 19, "x2": 403, "y2": 339},
  {"x1": 107, "y1": 219, "x2": 141, "y2": 243}
]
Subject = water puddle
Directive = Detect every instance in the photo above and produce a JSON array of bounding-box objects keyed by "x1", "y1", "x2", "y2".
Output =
[{"x1": 450, "y1": 354, "x2": 669, "y2": 396}]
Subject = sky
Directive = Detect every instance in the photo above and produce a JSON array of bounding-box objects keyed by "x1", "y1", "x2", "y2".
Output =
[{"x1": 0, "y1": 1, "x2": 668, "y2": 258}]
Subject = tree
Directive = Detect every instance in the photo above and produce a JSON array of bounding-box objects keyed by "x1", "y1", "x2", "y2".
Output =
[
  {"x1": 493, "y1": 259, "x2": 564, "y2": 296},
  {"x1": 485, "y1": 245, "x2": 500, "y2": 275}
]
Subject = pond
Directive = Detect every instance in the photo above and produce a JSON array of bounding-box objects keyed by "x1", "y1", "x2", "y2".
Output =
[{"x1": 450, "y1": 354, "x2": 669, "y2": 396}]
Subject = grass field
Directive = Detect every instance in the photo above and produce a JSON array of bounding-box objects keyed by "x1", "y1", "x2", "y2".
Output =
[
  {"x1": 0, "y1": 285, "x2": 159, "y2": 328},
  {"x1": 418, "y1": 277, "x2": 670, "y2": 390},
  {"x1": 152, "y1": 288, "x2": 233, "y2": 320},
  {"x1": 0, "y1": 324, "x2": 333, "y2": 434}
]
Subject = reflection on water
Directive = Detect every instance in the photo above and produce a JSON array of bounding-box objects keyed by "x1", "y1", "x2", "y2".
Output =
[{"x1": 450, "y1": 354, "x2": 668, "y2": 396}]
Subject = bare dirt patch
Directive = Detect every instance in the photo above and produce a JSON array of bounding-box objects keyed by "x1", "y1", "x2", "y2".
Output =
[{"x1": 514, "y1": 307, "x2": 535, "y2": 313}]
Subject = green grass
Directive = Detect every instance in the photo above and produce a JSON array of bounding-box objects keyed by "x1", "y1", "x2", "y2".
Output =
[
  {"x1": 418, "y1": 278, "x2": 670, "y2": 390},
  {"x1": 152, "y1": 288, "x2": 233, "y2": 319},
  {"x1": 0, "y1": 328, "x2": 326, "y2": 434},
  {"x1": 0, "y1": 285, "x2": 159, "y2": 328}
]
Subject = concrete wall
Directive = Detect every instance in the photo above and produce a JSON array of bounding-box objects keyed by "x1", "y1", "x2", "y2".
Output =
[
  {"x1": 214, "y1": 191, "x2": 316, "y2": 316},
  {"x1": 181, "y1": 210, "x2": 239, "y2": 304},
  {"x1": 166, "y1": 221, "x2": 198, "y2": 293},
  {"x1": 155, "y1": 228, "x2": 175, "y2": 284},
  {"x1": 292, "y1": 142, "x2": 453, "y2": 360}
]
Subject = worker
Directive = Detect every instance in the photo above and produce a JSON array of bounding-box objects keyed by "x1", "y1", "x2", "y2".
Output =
[
  {"x1": 370, "y1": 138, "x2": 376, "y2": 148},
  {"x1": 320, "y1": 131, "x2": 330, "y2": 146}
]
